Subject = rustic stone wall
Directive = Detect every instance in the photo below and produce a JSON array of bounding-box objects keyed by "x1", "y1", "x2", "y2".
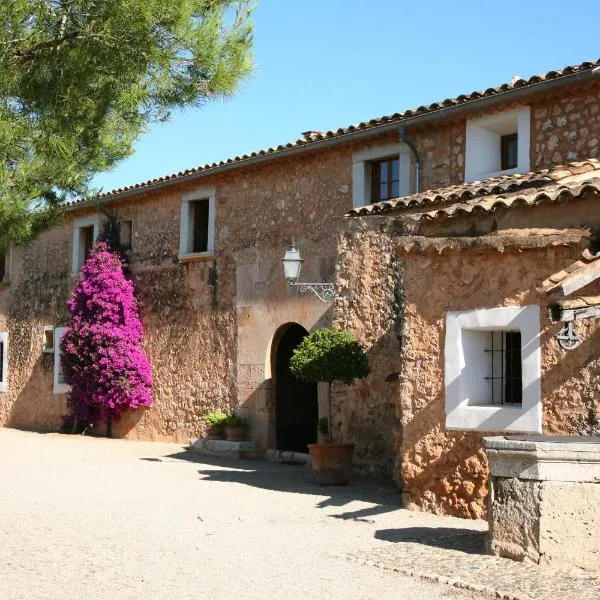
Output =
[
  {"x1": 531, "y1": 83, "x2": 600, "y2": 169},
  {"x1": 337, "y1": 199, "x2": 600, "y2": 518}
]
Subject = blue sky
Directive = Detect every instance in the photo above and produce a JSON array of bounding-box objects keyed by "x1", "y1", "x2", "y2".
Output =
[{"x1": 92, "y1": 0, "x2": 600, "y2": 193}]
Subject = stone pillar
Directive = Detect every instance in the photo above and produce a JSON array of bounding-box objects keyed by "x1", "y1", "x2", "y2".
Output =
[{"x1": 484, "y1": 435, "x2": 600, "y2": 571}]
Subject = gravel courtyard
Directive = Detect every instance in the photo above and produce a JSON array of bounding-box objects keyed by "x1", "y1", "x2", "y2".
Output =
[{"x1": 0, "y1": 428, "x2": 488, "y2": 600}]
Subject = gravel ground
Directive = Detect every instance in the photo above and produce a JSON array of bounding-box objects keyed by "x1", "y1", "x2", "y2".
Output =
[{"x1": 0, "y1": 428, "x2": 489, "y2": 600}]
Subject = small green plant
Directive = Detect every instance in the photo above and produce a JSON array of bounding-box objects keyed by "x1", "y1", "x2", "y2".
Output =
[
  {"x1": 226, "y1": 413, "x2": 248, "y2": 428},
  {"x1": 203, "y1": 410, "x2": 228, "y2": 427},
  {"x1": 290, "y1": 326, "x2": 370, "y2": 443},
  {"x1": 318, "y1": 417, "x2": 329, "y2": 435}
]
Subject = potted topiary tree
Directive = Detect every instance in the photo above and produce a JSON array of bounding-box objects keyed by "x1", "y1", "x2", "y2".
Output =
[{"x1": 289, "y1": 326, "x2": 370, "y2": 485}]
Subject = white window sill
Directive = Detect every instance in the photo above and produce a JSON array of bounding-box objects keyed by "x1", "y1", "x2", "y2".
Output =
[
  {"x1": 446, "y1": 404, "x2": 542, "y2": 433},
  {"x1": 178, "y1": 252, "x2": 214, "y2": 264},
  {"x1": 53, "y1": 384, "x2": 71, "y2": 394}
]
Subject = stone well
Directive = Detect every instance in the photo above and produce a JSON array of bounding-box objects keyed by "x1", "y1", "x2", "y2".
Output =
[{"x1": 484, "y1": 435, "x2": 600, "y2": 572}]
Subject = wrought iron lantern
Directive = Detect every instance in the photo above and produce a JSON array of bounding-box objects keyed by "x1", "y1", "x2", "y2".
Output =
[{"x1": 281, "y1": 243, "x2": 336, "y2": 303}]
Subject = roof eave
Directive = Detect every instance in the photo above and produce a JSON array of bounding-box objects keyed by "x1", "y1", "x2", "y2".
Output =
[{"x1": 68, "y1": 66, "x2": 600, "y2": 213}]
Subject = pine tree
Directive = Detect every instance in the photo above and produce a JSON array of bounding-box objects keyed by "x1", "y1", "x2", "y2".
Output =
[
  {"x1": 0, "y1": 0, "x2": 254, "y2": 249},
  {"x1": 60, "y1": 242, "x2": 152, "y2": 432}
]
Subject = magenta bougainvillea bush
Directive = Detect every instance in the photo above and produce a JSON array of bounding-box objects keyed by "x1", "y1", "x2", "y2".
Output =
[{"x1": 61, "y1": 242, "x2": 153, "y2": 428}]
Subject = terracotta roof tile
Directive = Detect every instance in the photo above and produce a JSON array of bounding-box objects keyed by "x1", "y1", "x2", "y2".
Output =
[
  {"x1": 67, "y1": 58, "x2": 600, "y2": 208},
  {"x1": 347, "y1": 159, "x2": 600, "y2": 218}
]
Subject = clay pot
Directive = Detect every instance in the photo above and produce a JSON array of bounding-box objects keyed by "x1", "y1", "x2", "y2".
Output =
[
  {"x1": 205, "y1": 424, "x2": 224, "y2": 439},
  {"x1": 225, "y1": 426, "x2": 246, "y2": 442},
  {"x1": 307, "y1": 443, "x2": 354, "y2": 485}
]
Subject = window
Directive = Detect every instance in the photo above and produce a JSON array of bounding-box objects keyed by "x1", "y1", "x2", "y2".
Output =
[
  {"x1": 444, "y1": 305, "x2": 541, "y2": 432},
  {"x1": 465, "y1": 106, "x2": 530, "y2": 182},
  {"x1": 352, "y1": 143, "x2": 410, "y2": 208},
  {"x1": 0, "y1": 332, "x2": 8, "y2": 392},
  {"x1": 191, "y1": 200, "x2": 209, "y2": 253},
  {"x1": 43, "y1": 326, "x2": 54, "y2": 353},
  {"x1": 119, "y1": 219, "x2": 133, "y2": 251},
  {"x1": 483, "y1": 331, "x2": 522, "y2": 406},
  {"x1": 371, "y1": 157, "x2": 400, "y2": 202},
  {"x1": 72, "y1": 215, "x2": 100, "y2": 274},
  {"x1": 500, "y1": 134, "x2": 518, "y2": 171},
  {"x1": 179, "y1": 187, "x2": 216, "y2": 260},
  {"x1": 53, "y1": 327, "x2": 70, "y2": 394}
]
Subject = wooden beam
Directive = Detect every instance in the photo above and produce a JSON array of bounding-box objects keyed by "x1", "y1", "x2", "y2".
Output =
[
  {"x1": 545, "y1": 261, "x2": 600, "y2": 298},
  {"x1": 549, "y1": 301, "x2": 600, "y2": 322}
]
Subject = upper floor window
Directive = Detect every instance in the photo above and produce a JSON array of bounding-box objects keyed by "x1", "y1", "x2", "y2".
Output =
[
  {"x1": 465, "y1": 106, "x2": 530, "y2": 182},
  {"x1": 352, "y1": 143, "x2": 410, "y2": 208},
  {"x1": 371, "y1": 157, "x2": 400, "y2": 202},
  {"x1": 119, "y1": 219, "x2": 133, "y2": 251},
  {"x1": 72, "y1": 215, "x2": 100, "y2": 274},
  {"x1": 179, "y1": 187, "x2": 215, "y2": 261},
  {"x1": 500, "y1": 134, "x2": 518, "y2": 171}
]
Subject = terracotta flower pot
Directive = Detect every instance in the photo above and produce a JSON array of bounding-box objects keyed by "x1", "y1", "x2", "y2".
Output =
[
  {"x1": 307, "y1": 443, "x2": 354, "y2": 485},
  {"x1": 225, "y1": 425, "x2": 246, "y2": 442},
  {"x1": 205, "y1": 424, "x2": 224, "y2": 439}
]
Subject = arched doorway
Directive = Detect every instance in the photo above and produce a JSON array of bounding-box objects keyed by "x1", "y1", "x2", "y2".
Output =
[{"x1": 273, "y1": 323, "x2": 318, "y2": 453}]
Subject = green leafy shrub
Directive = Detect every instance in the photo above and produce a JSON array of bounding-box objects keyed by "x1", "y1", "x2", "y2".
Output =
[
  {"x1": 203, "y1": 410, "x2": 228, "y2": 427},
  {"x1": 226, "y1": 413, "x2": 248, "y2": 428},
  {"x1": 290, "y1": 326, "x2": 370, "y2": 385},
  {"x1": 290, "y1": 326, "x2": 370, "y2": 443}
]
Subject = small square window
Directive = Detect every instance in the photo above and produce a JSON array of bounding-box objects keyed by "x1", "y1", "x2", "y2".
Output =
[
  {"x1": 371, "y1": 157, "x2": 400, "y2": 202},
  {"x1": 119, "y1": 219, "x2": 133, "y2": 251},
  {"x1": 43, "y1": 326, "x2": 54, "y2": 353},
  {"x1": 500, "y1": 134, "x2": 518, "y2": 171},
  {"x1": 444, "y1": 305, "x2": 541, "y2": 432}
]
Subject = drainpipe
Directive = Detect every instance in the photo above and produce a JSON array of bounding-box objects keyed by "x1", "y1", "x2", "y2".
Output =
[{"x1": 399, "y1": 126, "x2": 421, "y2": 194}]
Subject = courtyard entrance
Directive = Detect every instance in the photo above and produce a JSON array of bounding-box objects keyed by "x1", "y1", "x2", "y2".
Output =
[{"x1": 273, "y1": 323, "x2": 318, "y2": 453}]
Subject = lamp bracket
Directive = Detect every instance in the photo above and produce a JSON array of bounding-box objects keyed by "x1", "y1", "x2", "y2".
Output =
[{"x1": 289, "y1": 282, "x2": 336, "y2": 303}]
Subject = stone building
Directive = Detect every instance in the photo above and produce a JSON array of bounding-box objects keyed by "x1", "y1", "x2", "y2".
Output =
[{"x1": 1, "y1": 59, "x2": 600, "y2": 514}]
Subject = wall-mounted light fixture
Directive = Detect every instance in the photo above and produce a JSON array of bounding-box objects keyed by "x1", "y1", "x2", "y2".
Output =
[{"x1": 282, "y1": 243, "x2": 336, "y2": 303}]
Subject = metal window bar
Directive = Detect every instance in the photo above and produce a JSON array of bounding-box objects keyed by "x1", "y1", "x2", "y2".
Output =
[{"x1": 484, "y1": 331, "x2": 522, "y2": 405}]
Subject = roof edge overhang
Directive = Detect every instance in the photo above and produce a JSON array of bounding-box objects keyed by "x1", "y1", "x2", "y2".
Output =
[{"x1": 68, "y1": 66, "x2": 600, "y2": 213}]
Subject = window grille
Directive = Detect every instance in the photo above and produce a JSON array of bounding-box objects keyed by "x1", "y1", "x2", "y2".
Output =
[{"x1": 484, "y1": 331, "x2": 522, "y2": 405}]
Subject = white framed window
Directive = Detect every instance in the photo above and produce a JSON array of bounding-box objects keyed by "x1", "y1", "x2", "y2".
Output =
[
  {"x1": 178, "y1": 187, "x2": 216, "y2": 260},
  {"x1": 352, "y1": 143, "x2": 411, "y2": 208},
  {"x1": 119, "y1": 219, "x2": 133, "y2": 251},
  {"x1": 444, "y1": 305, "x2": 541, "y2": 433},
  {"x1": 464, "y1": 106, "x2": 530, "y2": 182},
  {"x1": 0, "y1": 332, "x2": 8, "y2": 392},
  {"x1": 53, "y1": 327, "x2": 71, "y2": 394},
  {"x1": 72, "y1": 215, "x2": 100, "y2": 274},
  {"x1": 43, "y1": 325, "x2": 54, "y2": 353}
]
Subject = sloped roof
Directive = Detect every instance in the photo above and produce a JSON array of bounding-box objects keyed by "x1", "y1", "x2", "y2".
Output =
[
  {"x1": 68, "y1": 58, "x2": 600, "y2": 209},
  {"x1": 347, "y1": 159, "x2": 600, "y2": 220},
  {"x1": 540, "y1": 248, "x2": 600, "y2": 297}
]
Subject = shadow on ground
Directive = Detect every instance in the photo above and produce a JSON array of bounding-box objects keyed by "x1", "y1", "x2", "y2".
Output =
[
  {"x1": 140, "y1": 449, "x2": 402, "y2": 520},
  {"x1": 375, "y1": 527, "x2": 488, "y2": 555}
]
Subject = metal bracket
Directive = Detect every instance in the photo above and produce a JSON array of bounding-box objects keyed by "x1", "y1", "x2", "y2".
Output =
[
  {"x1": 290, "y1": 282, "x2": 336, "y2": 303},
  {"x1": 555, "y1": 322, "x2": 582, "y2": 351}
]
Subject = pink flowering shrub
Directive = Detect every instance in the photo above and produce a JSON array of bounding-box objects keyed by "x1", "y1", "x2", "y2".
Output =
[{"x1": 61, "y1": 242, "x2": 153, "y2": 429}]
